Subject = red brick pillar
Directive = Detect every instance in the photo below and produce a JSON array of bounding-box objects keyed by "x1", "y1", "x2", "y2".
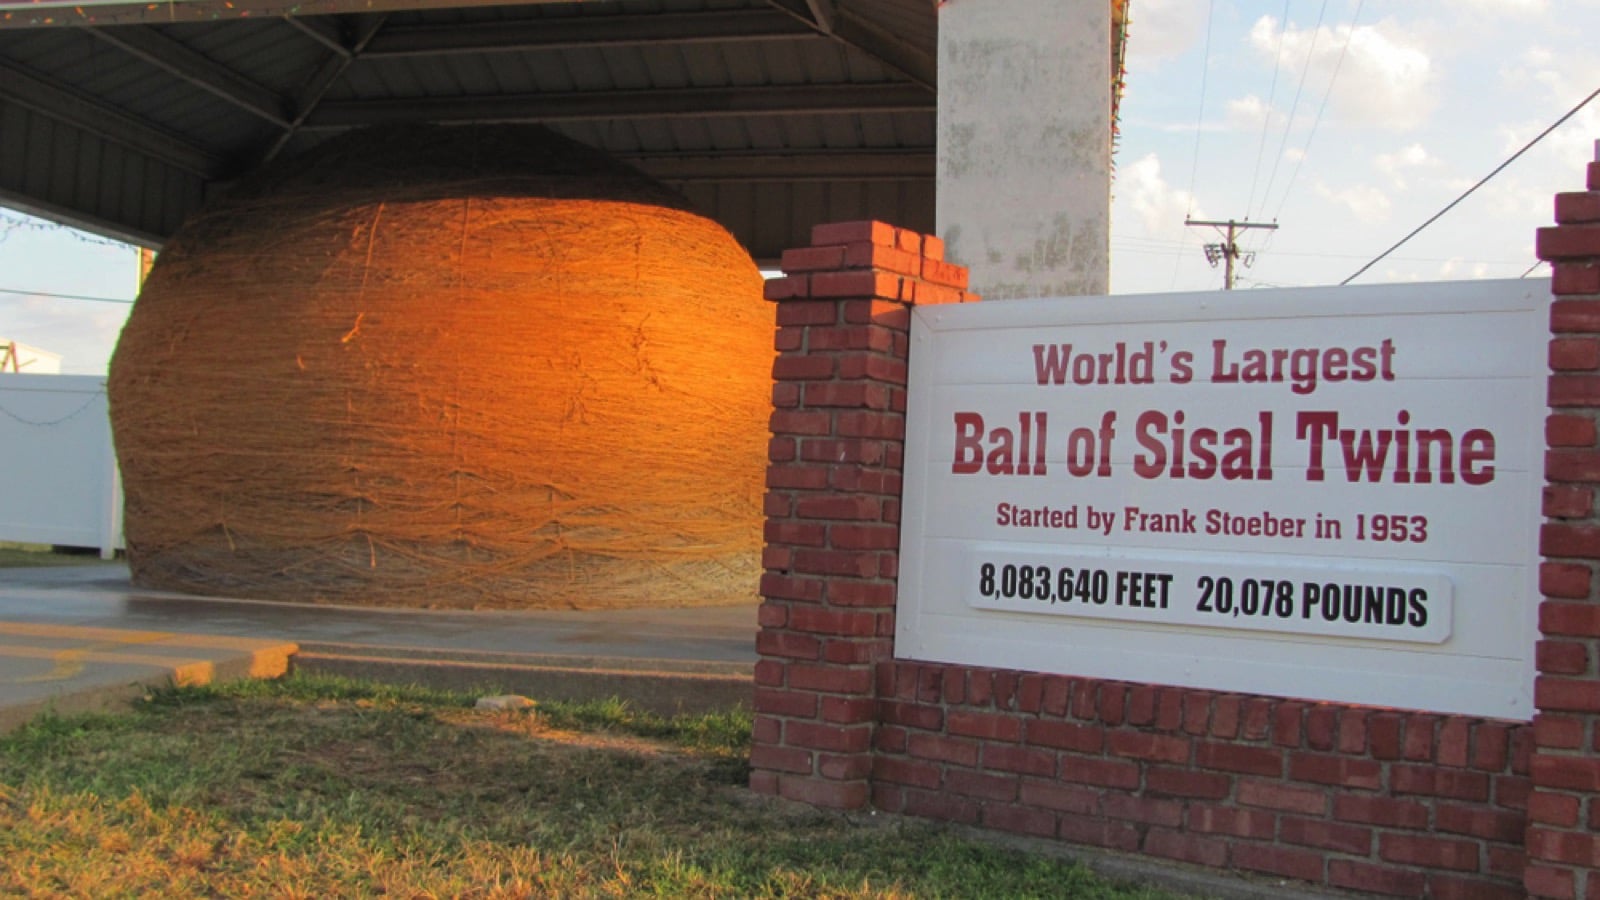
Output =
[
  {"x1": 750, "y1": 220, "x2": 976, "y2": 809},
  {"x1": 1531, "y1": 152, "x2": 1600, "y2": 900}
]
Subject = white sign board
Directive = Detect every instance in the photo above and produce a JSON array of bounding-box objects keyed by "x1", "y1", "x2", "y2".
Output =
[{"x1": 897, "y1": 281, "x2": 1546, "y2": 719}]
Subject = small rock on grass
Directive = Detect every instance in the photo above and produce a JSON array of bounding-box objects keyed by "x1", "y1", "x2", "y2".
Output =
[{"x1": 475, "y1": 695, "x2": 537, "y2": 712}]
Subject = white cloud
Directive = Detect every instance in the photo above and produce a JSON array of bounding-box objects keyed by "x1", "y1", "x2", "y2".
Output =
[
  {"x1": 1225, "y1": 94, "x2": 1273, "y2": 130},
  {"x1": 1437, "y1": 258, "x2": 1498, "y2": 280},
  {"x1": 1313, "y1": 180, "x2": 1392, "y2": 223},
  {"x1": 1455, "y1": 0, "x2": 1547, "y2": 13},
  {"x1": 1471, "y1": 173, "x2": 1558, "y2": 222},
  {"x1": 1522, "y1": 47, "x2": 1555, "y2": 69},
  {"x1": 1150, "y1": 120, "x2": 1230, "y2": 134},
  {"x1": 1494, "y1": 46, "x2": 1600, "y2": 168},
  {"x1": 1249, "y1": 15, "x2": 1435, "y2": 130},
  {"x1": 0, "y1": 296, "x2": 128, "y2": 375},
  {"x1": 1119, "y1": 153, "x2": 1202, "y2": 238},
  {"x1": 0, "y1": 217, "x2": 137, "y2": 374},
  {"x1": 1374, "y1": 143, "x2": 1438, "y2": 189},
  {"x1": 1122, "y1": 0, "x2": 1208, "y2": 65}
]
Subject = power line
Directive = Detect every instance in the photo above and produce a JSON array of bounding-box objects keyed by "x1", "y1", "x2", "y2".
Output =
[
  {"x1": 1245, "y1": 0, "x2": 1292, "y2": 218},
  {"x1": 1114, "y1": 235, "x2": 1532, "y2": 265},
  {"x1": 1341, "y1": 84, "x2": 1600, "y2": 285},
  {"x1": 1181, "y1": 0, "x2": 1217, "y2": 218},
  {"x1": 1256, "y1": 0, "x2": 1328, "y2": 223},
  {"x1": 1269, "y1": 0, "x2": 1363, "y2": 228},
  {"x1": 0, "y1": 287, "x2": 134, "y2": 305},
  {"x1": 1234, "y1": 274, "x2": 1309, "y2": 289},
  {"x1": 1171, "y1": 0, "x2": 1218, "y2": 290}
]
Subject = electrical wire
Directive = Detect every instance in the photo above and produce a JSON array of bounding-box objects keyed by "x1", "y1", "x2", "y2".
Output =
[
  {"x1": 1114, "y1": 233, "x2": 1531, "y2": 265},
  {"x1": 1181, "y1": 0, "x2": 1216, "y2": 217},
  {"x1": 1256, "y1": 0, "x2": 1328, "y2": 223},
  {"x1": 0, "y1": 287, "x2": 134, "y2": 304},
  {"x1": 1245, "y1": 0, "x2": 1292, "y2": 218},
  {"x1": 1170, "y1": 0, "x2": 1218, "y2": 289},
  {"x1": 1342, "y1": 84, "x2": 1600, "y2": 285},
  {"x1": 1269, "y1": 0, "x2": 1363, "y2": 228}
]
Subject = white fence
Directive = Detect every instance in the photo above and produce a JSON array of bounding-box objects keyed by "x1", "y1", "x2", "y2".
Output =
[{"x1": 0, "y1": 373, "x2": 122, "y2": 556}]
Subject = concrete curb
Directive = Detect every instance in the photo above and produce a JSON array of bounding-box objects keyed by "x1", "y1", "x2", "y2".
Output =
[
  {"x1": 0, "y1": 637, "x2": 296, "y2": 735},
  {"x1": 291, "y1": 642, "x2": 753, "y2": 715}
]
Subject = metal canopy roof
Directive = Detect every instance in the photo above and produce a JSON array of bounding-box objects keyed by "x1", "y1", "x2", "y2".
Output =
[{"x1": 0, "y1": 0, "x2": 938, "y2": 261}]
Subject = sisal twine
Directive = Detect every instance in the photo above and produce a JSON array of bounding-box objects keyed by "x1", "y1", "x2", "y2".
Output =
[{"x1": 109, "y1": 126, "x2": 771, "y2": 609}]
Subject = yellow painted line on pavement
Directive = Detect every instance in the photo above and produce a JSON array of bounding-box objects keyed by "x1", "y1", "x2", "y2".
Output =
[
  {"x1": 0, "y1": 622, "x2": 297, "y2": 686},
  {"x1": 0, "y1": 643, "x2": 216, "y2": 686},
  {"x1": 0, "y1": 623, "x2": 177, "y2": 683},
  {"x1": 20, "y1": 644, "x2": 92, "y2": 682},
  {"x1": 0, "y1": 621, "x2": 286, "y2": 652}
]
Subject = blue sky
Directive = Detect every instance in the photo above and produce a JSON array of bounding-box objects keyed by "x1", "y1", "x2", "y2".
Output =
[
  {"x1": 0, "y1": 216, "x2": 140, "y2": 375},
  {"x1": 1111, "y1": 0, "x2": 1600, "y2": 292},
  {"x1": 4, "y1": 0, "x2": 1599, "y2": 373}
]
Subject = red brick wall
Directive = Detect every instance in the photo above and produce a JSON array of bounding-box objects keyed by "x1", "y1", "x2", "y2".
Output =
[
  {"x1": 869, "y1": 664, "x2": 1529, "y2": 898},
  {"x1": 752, "y1": 220, "x2": 975, "y2": 809},
  {"x1": 753, "y1": 153, "x2": 1600, "y2": 897},
  {"x1": 1527, "y1": 158, "x2": 1600, "y2": 900}
]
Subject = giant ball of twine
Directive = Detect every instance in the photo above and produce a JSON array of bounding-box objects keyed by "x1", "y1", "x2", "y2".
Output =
[{"x1": 109, "y1": 125, "x2": 771, "y2": 609}]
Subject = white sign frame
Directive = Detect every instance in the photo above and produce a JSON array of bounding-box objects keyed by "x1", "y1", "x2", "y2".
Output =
[{"x1": 896, "y1": 280, "x2": 1547, "y2": 720}]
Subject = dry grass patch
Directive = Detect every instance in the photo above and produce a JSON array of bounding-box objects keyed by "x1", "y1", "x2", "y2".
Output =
[{"x1": 0, "y1": 676, "x2": 1194, "y2": 899}]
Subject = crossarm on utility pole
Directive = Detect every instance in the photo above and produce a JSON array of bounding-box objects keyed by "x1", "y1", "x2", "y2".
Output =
[{"x1": 1184, "y1": 218, "x2": 1279, "y2": 290}]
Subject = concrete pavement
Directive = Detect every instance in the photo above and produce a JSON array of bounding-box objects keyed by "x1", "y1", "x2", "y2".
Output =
[
  {"x1": 0, "y1": 564, "x2": 758, "y2": 732},
  {"x1": 0, "y1": 614, "x2": 296, "y2": 733}
]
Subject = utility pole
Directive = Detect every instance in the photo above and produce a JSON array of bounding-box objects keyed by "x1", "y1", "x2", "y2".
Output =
[{"x1": 1184, "y1": 218, "x2": 1279, "y2": 290}]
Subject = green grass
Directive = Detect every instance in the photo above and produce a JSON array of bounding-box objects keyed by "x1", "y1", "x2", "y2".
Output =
[{"x1": 0, "y1": 674, "x2": 1195, "y2": 898}]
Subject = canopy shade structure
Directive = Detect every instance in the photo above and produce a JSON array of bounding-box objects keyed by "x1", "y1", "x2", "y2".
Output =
[
  {"x1": 0, "y1": 0, "x2": 941, "y2": 261},
  {"x1": 0, "y1": 0, "x2": 1129, "y2": 262}
]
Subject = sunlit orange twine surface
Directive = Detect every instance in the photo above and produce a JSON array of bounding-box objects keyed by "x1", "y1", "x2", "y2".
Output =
[{"x1": 109, "y1": 126, "x2": 771, "y2": 609}]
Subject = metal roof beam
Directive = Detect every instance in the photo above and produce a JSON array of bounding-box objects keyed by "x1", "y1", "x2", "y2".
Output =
[
  {"x1": 0, "y1": 190, "x2": 167, "y2": 249},
  {"x1": 829, "y1": 9, "x2": 936, "y2": 90},
  {"x1": 283, "y1": 14, "x2": 351, "y2": 58},
  {"x1": 803, "y1": 0, "x2": 837, "y2": 33},
  {"x1": 762, "y1": 0, "x2": 935, "y2": 89},
  {"x1": 305, "y1": 83, "x2": 934, "y2": 128},
  {"x1": 621, "y1": 150, "x2": 934, "y2": 182},
  {"x1": 0, "y1": 0, "x2": 575, "y2": 30},
  {"x1": 84, "y1": 25, "x2": 293, "y2": 129},
  {"x1": 261, "y1": 14, "x2": 387, "y2": 165},
  {"x1": 363, "y1": 9, "x2": 817, "y2": 57},
  {"x1": 0, "y1": 60, "x2": 225, "y2": 178}
]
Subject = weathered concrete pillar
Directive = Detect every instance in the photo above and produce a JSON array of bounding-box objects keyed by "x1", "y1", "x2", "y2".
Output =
[{"x1": 936, "y1": 0, "x2": 1111, "y2": 300}]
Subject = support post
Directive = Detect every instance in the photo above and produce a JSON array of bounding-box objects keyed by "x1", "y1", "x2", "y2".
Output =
[
  {"x1": 936, "y1": 0, "x2": 1110, "y2": 300},
  {"x1": 1529, "y1": 144, "x2": 1600, "y2": 899},
  {"x1": 750, "y1": 220, "x2": 975, "y2": 808}
]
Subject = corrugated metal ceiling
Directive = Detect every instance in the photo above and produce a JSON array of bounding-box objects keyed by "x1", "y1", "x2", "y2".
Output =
[{"x1": 0, "y1": 0, "x2": 938, "y2": 260}]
